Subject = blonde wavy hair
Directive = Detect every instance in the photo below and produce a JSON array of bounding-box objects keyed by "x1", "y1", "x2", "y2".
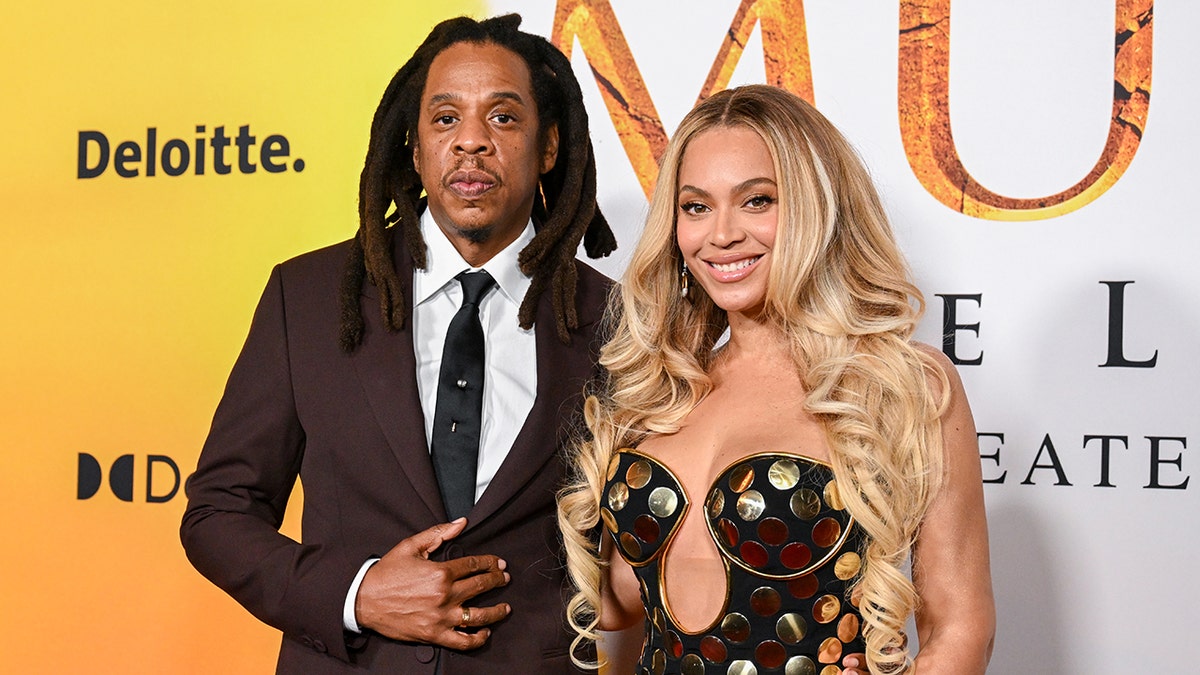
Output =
[{"x1": 558, "y1": 85, "x2": 949, "y2": 674}]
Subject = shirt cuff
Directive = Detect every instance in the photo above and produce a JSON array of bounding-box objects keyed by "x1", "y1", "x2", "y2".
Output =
[{"x1": 343, "y1": 558, "x2": 381, "y2": 633}]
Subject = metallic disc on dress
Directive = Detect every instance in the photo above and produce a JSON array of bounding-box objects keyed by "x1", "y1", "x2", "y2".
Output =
[
  {"x1": 834, "y1": 552, "x2": 862, "y2": 580},
  {"x1": 780, "y1": 542, "x2": 812, "y2": 570},
  {"x1": 634, "y1": 515, "x2": 661, "y2": 544},
  {"x1": 700, "y1": 635, "x2": 728, "y2": 663},
  {"x1": 768, "y1": 459, "x2": 801, "y2": 490},
  {"x1": 823, "y1": 480, "x2": 844, "y2": 510},
  {"x1": 817, "y1": 637, "x2": 843, "y2": 664},
  {"x1": 819, "y1": 666, "x2": 842, "y2": 675},
  {"x1": 837, "y1": 613, "x2": 860, "y2": 642},
  {"x1": 757, "y1": 517, "x2": 789, "y2": 546},
  {"x1": 739, "y1": 540, "x2": 769, "y2": 568},
  {"x1": 653, "y1": 607, "x2": 666, "y2": 633},
  {"x1": 606, "y1": 454, "x2": 622, "y2": 481},
  {"x1": 600, "y1": 507, "x2": 618, "y2": 533},
  {"x1": 790, "y1": 488, "x2": 821, "y2": 520},
  {"x1": 776, "y1": 613, "x2": 807, "y2": 644},
  {"x1": 727, "y1": 660, "x2": 758, "y2": 675},
  {"x1": 608, "y1": 482, "x2": 629, "y2": 511},
  {"x1": 721, "y1": 612, "x2": 751, "y2": 643},
  {"x1": 651, "y1": 648, "x2": 666, "y2": 675},
  {"x1": 787, "y1": 574, "x2": 818, "y2": 599},
  {"x1": 750, "y1": 586, "x2": 782, "y2": 616},
  {"x1": 717, "y1": 518, "x2": 740, "y2": 547},
  {"x1": 755, "y1": 640, "x2": 787, "y2": 669},
  {"x1": 680, "y1": 653, "x2": 705, "y2": 675},
  {"x1": 648, "y1": 486, "x2": 679, "y2": 518},
  {"x1": 665, "y1": 630, "x2": 683, "y2": 658},
  {"x1": 728, "y1": 464, "x2": 755, "y2": 493},
  {"x1": 784, "y1": 655, "x2": 817, "y2": 675},
  {"x1": 736, "y1": 490, "x2": 765, "y2": 521},
  {"x1": 812, "y1": 517, "x2": 842, "y2": 548},
  {"x1": 620, "y1": 532, "x2": 643, "y2": 558},
  {"x1": 627, "y1": 460, "x2": 653, "y2": 489},
  {"x1": 708, "y1": 488, "x2": 725, "y2": 518},
  {"x1": 813, "y1": 594, "x2": 841, "y2": 624}
]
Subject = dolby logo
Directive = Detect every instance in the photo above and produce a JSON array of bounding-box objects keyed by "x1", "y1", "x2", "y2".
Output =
[{"x1": 77, "y1": 453, "x2": 187, "y2": 503}]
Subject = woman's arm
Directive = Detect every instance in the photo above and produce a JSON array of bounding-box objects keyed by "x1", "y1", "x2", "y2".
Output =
[
  {"x1": 910, "y1": 347, "x2": 996, "y2": 673},
  {"x1": 596, "y1": 534, "x2": 646, "y2": 673},
  {"x1": 598, "y1": 533, "x2": 646, "y2": 631}
]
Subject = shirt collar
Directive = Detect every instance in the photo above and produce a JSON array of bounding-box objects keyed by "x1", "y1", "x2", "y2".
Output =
[{"x1": 412, "y1": 209, "x2": 534, "y2": 308}]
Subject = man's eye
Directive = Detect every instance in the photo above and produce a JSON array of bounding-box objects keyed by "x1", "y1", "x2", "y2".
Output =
[
  {"x1": 435, "y1": 115, "x2": 456, "y2": 125},
  {"x1": 493, "y1": 113, "x2": 514, "y2": 124}
]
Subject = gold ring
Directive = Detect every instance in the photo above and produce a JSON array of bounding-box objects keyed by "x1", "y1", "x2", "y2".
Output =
[{"x1": 461, "y1": 607, "x2": 471, "y2": 627}]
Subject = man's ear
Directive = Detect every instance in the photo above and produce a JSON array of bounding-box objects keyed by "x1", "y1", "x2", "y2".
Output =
[
  {"x1": 412, "y1": 138, "x2": 421, "y2": 176},
  {"x1": 540, "y1": 124, "x2": 559, "y2": 174}
]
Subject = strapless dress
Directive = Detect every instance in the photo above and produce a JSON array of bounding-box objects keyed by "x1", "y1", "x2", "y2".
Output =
[{"x1": 601, "y1": 450, "x2": 866, "y2": 675}]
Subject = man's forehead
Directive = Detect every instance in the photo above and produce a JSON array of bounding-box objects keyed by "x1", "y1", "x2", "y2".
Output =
[
  {"x1": 422, "y1": 41, "x2": 534, "y2": 101},
  {"x1": 425, "y1": 90, "x2": 528, "y2": 109}
]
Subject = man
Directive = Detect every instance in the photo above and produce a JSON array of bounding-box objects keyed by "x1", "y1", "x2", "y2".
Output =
[{"x1": 181, "y1": 14, "x2": 615, "y2": 673}]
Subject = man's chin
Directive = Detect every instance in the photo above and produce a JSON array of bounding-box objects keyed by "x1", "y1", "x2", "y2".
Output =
[
  {"x1": 430, "y1": 203, "x2": 494, "y2": 243},
  {"x1": 431, "y1": 201, "x2": 528, "y2": 250}
]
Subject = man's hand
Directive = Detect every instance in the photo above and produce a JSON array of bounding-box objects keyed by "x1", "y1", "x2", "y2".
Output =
[
  {"x1": 354, "y1": 518, "x2": 511, "y2": 649},
  {"x1": 842, "y1": 653, "x2": 869, "y2": 674}
]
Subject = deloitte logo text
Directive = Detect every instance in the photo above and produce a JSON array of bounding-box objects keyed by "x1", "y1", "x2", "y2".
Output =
[{"x1": 77, "y1": 125, "x2": 304, "y2": 178}]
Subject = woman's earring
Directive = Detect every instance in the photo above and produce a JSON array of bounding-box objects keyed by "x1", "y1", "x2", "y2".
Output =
[{"x1": 680, "y1": 261, "x2": 690, "y2": 299}]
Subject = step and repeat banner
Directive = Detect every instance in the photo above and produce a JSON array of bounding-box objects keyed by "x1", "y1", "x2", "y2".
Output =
[{"x1": 1, "y1": 1, "x2": 1194, "y2": 673}]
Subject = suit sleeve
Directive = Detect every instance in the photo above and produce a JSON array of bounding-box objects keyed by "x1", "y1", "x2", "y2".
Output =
[{"x1": 180, "y1": 265, "x2": 363, "y2": 662}]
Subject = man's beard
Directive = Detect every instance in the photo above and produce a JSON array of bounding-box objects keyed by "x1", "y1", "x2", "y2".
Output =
[{"x1": 452, "y1": 223, "x2": 494, "y2": 244}]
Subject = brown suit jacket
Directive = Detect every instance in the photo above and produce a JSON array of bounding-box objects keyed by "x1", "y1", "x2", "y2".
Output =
[{"x1": 181, "y1": 234, "x2": 609, "y2": 673}]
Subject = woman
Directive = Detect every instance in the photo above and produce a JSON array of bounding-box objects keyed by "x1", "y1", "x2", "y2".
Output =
[{"x1": 559, "y1": 85, "x2": 994, "y2": 674}]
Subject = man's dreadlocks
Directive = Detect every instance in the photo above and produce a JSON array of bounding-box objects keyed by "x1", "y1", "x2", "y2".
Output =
[{"x1": 339, "y1": 13, "x2": 616, "y2": 352}]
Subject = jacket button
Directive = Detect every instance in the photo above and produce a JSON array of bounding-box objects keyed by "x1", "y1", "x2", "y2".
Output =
[
  {"x1": 299, "y1": 635, "x2": 313, "y2": 648},
  {"x1": 415, "y1": 645, "x2": 436, "y2": 663},
  {"x1": 312, "y1": 639, "x2": 327, "y2": 653},
  {"x1": 445, "y1": 543, "x2": 464, "y2": 559}
]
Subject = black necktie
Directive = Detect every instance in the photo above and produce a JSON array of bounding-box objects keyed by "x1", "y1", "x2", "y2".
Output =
[{"x1": 431, "y1": 270, "x2": 496, "y2": 521}]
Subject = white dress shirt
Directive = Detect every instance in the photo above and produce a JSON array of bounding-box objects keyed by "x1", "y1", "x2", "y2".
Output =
[
  {"x1": 343, "y1": 211, "x2": 538, "y2": 632},
  {"x1": 411, "y1": 210, "x2": 538, "y2": 499}
]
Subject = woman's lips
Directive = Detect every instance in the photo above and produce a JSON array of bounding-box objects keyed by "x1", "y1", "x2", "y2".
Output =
[{"x1": 703, "y1": 254, "x2": 763, "y2": 282}]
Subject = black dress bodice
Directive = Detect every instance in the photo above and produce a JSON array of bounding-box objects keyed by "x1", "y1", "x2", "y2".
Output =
[{"x1": 602, "y1": 450, "x2": 866, "y2": 675}]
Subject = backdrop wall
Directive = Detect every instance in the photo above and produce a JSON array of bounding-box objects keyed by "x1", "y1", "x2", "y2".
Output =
[{"x1": 1, "y1": 1, "x2": 1194, "y2": 673}]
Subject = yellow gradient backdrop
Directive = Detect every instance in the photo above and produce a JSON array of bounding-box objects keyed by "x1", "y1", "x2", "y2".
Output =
[{"x1": 0, "y1": 2, "x2": 480, "y2": 672}]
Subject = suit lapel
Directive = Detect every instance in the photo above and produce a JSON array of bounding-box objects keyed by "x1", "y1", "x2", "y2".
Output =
[{"x1": 351, "y1": 244, "x2": 447, "y2": 523}]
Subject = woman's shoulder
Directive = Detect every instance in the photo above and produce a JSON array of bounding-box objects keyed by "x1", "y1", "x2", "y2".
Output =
[
  {"x1": 909, "y1": 340, "x2": 966, "y2": 402},
  {"x1": 910, "y1": 340, "x2": 951, "y2": 369}
]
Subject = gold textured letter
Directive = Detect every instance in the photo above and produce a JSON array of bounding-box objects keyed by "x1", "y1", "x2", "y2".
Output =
[
  {"x1": 898, "y1": 0, "x2": 1153, "y2": 220},
  {"x1": 552, "y1": 0, "x2": 813, "y2": 197}
]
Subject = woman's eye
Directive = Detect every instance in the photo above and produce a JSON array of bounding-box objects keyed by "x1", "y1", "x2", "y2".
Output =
[
  {"x1": 745, "y1": 195, "x2": 775, "y2": 209},
  {"x1": 680, "y1": 201, "x2": 709, "y2": 215}
]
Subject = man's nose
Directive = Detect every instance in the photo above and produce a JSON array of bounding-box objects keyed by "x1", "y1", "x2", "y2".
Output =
[{"x1": 454, "y1": 116, "x2": 493, "y2": 155}]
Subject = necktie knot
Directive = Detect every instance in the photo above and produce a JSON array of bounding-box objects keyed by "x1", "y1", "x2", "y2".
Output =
[{"x1": 457, "y1": 270, "x2": 496, "y2": 307}]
